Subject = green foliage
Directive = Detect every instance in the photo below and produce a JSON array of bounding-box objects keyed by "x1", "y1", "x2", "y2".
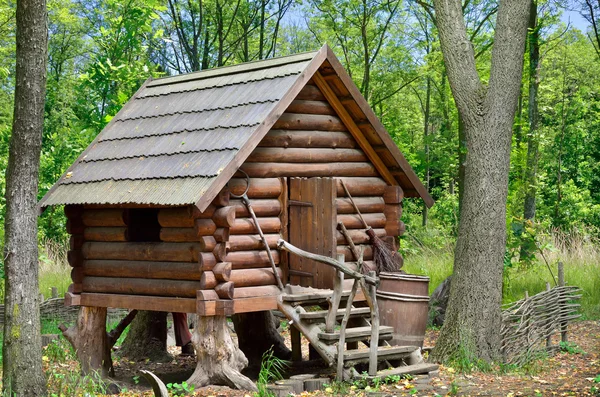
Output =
[
  {"x1": 47, "y1": 369, "x2": 108, "y2": 397},
  {"x1": 591, "y1": 374, "x2": 600, "y2": 396},
  {"x1": 166, "y1": 381, "x2": 195, "y2": 396},
  {"x1": 255, "y1": 346, "x2": 289, "y2": 397},
  {"x1": 558, "y1": 341, "x2": 586, "y2": 355},
  {"x1": 43, "y1": 337, "x2": 76, "y2": 364}
]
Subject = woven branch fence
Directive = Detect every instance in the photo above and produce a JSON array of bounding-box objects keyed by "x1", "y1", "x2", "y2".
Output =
[
  {"x1": 501, "y1": 281, "x2": 581, "y2": 365},
  {"x1": 0, "y1": 297, "x2": 128, "y2": 327}
]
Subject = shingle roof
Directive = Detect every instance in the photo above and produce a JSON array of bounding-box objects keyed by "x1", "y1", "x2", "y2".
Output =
[
  {"x1": 39, "y1": 45, "x2": 433, "y2": 211},
  {"x1": 39, "y1": 51, "x2": 319, "y2": 208}
]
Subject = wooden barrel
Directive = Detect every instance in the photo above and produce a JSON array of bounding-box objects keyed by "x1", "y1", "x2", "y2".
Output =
[
  {"x1": 379, "y1": 272, "x2": 430, "y2": 295},
  {"x1": 377, "y1": 273, "x2": 430, "y2": 348}
]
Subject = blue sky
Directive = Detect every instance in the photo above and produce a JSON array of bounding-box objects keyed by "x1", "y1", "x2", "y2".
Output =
[{"x1": 561, "y1": 8, "x2": 590, "y2": 32}]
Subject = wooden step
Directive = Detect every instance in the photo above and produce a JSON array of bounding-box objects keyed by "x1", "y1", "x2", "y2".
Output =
[
  {"x1": 365, "y1": 363, "x2": 439, "y2": 380},
  {"x1": 299, "y1": 307, "x2": 371, "y2": 322},
  {"x1": 318, "y1": 326, "x2": 393, "y2": 343},
  {"x1": 340, "y1": 346, "x2": 419, "y2": 366}
]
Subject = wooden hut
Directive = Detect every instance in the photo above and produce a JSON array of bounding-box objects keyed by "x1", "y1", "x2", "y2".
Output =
[{"x1": 39, "y1": 44, "x2": 434, "y2": 385}]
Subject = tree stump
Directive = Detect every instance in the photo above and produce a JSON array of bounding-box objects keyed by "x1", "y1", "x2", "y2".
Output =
[
  {"x1": 120, "y1": 311, "x2": 172, "y2": 362},
  {"x1": 232, "y1": 311, "x2": 292, "y2": 366},
  {"x1": 59, "y1": 307, "x2": 137, "y2": 377},
  {"x1": 187, "y1": 315, "x2": 257, "y2": 391},
  {"x1": 59, "y1": 306, "x2": 112, "y2": 376}
]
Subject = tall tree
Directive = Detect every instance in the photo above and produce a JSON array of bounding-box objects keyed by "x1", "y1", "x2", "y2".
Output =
[
  {"x1": 579, "y1": 0, "x2": 600, "y2": 58},
  {"x1": 430, "y1": 0, "x2": 530, "y2": 362},
  {"x1": 2, "y1": 0, "x2": 48, "y2": 394}
]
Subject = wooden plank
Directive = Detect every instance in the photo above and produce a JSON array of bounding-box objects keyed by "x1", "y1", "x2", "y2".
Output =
[
  {"x1": 299, "y1": 307, "x2": 371, "y2": 321},
  {"x1": 336, "y1": 197, "x2": 385, "y2": 214},
  {"x1": 285, "y1": 99, "x2": 336, "y2": 115},
  {"x1": 82, "y1": 276, "x2": 201, "y2": 298},
  {"x1": 325, "y1": 268, "x2": 344, "y2": 333},
  {"x1": 246, "y1": 148, "x2": 366, "y2": 163},
  {"x1": 278, "y1": 177, "x2": 289, "y2": 285},
  {"x1": 312, "y1": 71, "x2": 397, "y2": 187},
  {"x1": 80, "y1": 293, "x2": 196, "y2": 313},
  {"x1": 64, "y1": 292, "x2": 81, "y2": 306},
  {"x1": 318, "y1": 326, "x2": 393, "y2": 341},
  {"x1": 81, "y1": 242, "x2": 200, "y2": 262},
  {"x1": 240, "y1": 162, "x2": 378, "y2": 178},
  {"x1": 83, "y1": 259, "x2": 201, "y2": 280}
]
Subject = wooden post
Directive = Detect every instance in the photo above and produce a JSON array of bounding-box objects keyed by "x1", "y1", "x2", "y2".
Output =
[
  {"x1": 368, "y1": 270, "x2": 379, "y2": 376},
  {"x1": 545, "y1": 282, "x2": 552, "y2": 349},
  {"x1": 291, "y1": 326, "x2": 302, "y2": 362},
  {"x1": 558, "y1": 262, "x2": 568, "y2": 342},
  {"x1": 326, "y1": 261, "x2": 344, "y2": 333},
  {"x1": 337, "y1": 279, "x2": 359, "y2": 381}
]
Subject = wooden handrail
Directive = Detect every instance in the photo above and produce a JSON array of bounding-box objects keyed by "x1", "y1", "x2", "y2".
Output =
[{"x1": 276, "y1": 239, "x2": 378, "y2": 286}]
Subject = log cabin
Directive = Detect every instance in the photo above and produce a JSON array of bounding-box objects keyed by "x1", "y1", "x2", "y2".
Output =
[{"x1": 38, "y1": 44, "x2": 435, "y2": 382}]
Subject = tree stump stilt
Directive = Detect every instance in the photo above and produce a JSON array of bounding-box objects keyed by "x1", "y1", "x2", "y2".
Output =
[
  {"x1": 59, "y1": 306, "x2": 112, "y2": 377},
  {"x1": 187, "y1": 315, "x2": 257, "y2": 391},
  {"x1": 232, "y1": 311, "x2": 292, "y2": 366}
]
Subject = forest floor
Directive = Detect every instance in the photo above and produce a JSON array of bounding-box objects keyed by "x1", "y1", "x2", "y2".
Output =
[{"x1": 48, "y1": 319, "x2": 599, "y2": 397}]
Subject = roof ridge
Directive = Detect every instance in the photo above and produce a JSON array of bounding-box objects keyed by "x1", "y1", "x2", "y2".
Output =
[{"x1": 149, "y1": 50, "x2": 318, "y2": 87}]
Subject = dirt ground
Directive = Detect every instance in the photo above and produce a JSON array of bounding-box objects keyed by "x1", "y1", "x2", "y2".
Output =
[{"x1": 98, "y1": 320, "x2": 600, "y2": 397}]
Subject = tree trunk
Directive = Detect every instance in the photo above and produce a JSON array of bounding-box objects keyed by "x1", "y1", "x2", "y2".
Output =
[
  {"x1": 2, "y1": 0, "x2": 48, "y2": 394},
  {"x1": 60, "y1": 307, "x2": 113, "y2": 376},
  {"x1": 120, "y1": 311, "x2": 172, "y2": 362},
  {"x1": 431, "y1": 0, "x2": 530, "y2": 362},
  {"x1": 422, "y1": 75, "x2": 432, "y2": 227},
  {"x1": 187, "y1": 315, "x2": 257, "y2": 391},
  {"x1": 232, "y1": 311, "x2": 292, "y2": 366}
]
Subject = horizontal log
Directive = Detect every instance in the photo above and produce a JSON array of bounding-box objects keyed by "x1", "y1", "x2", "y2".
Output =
[
  {"x1": 229, "y1": 178, "x2": 282, "y2": 198},
  {"x1": 80, "y1": 293, "x2": 196, "y2": 313},
  {"x1": 384, "y1": 186, "x2": 404, "y2": 204},
  {"x1": 240, "y1": 162, "x2": 378, "y2": 178},
  {"x1": 200, "y1": 267, "x2": 283, "y2": 289},
  {"x1": 68, "y1": 250, "x2": 83, "y2": 267},
  {"x1": 246, "y1": 148, "x2": 366, "y2": 163},
  {"x1": 215, "y1": 282, "x2": 234, "y2": 299},
  {"x1": 226, "y1": 250, "x2": 281, "y2": 269},
  {"x1": 194, "y1": 219, "x2": 217, "y2": 236},
  {"x1": 199, "y1": 236, "x2": 217, "y2": 252},
  {"x1": 84, "y1": 227, "x2": 128, "y2": 242},
  {"x1": 335, "y1": 228, "x2": 387, "y2": 245},
  {"x1": 337, "y1": 213, "x2": 387, "y2": 229},
  {"x1": 336, "y1": 245, "x2": 374, "y2": 261},
  {"x1": 213, "y1": 242, "x2": 229, "y2": 262},
  {"x1": 64, "y1": 205, "x2": 84, "y2": 219},
  {"x1": 71, "y1": 267, "x2": 84, "y2": 283},
  {"x1": 212, "y1": 206, "x2": 236, "y2": 228},
  {"x1": 230, "y1": 199, "x2": 281, "y2": 217},
  {"x1": 212, "y1": 188, "x2": 230, "y2": 207},
  {"x1": 81, "y1": 242, "x2": 200, "y2": 262},
  {"x1": 83, "y1": 260, "x2": 201, "y2": 280},
  {"x1": 69, "y1": 235, "x2": 84, "y2": 250},
  {"x1": 198, "y1": 285, "x2": 280, "y2": 301},
  {"x1": 336, "y1": 178, "x2": 387, "y2": 197},
  {"x1": 295, "y1": 84, "x2": 326, "y2": 101},
  {"x1": 228, "y1": 234, "x2": 279, "y2": 251},
  {"x1": 230, "y1": 217, "x2": 282, "y2": 235},
  {"x1": 260, "y1": 130, "x2": 357, "y2": 149},
  {"x1": 160, "y1": 227, "x2": 197, "y2": 242},
  {"x1": 213, "y1": 262, "x2": 232, "y2": 282},
  {"x1": 66, "y1": 218, "x2": 84, "y2": 235},
  {"x1": 285, "y1": 99, "x2": 335, "y2": 115},
  {"x1": 386, "y1": 221, "x2": 406, "y2": 237},
  {"x1": 273, "y1": 113, "x2": 347, "y2": 132},
  {"x1": 82, "y1": 276, "x2": 201, "y2": 298},
  {"x1": 336, "y1": 197, "x2": 385, "y2": 214},
  {"x1": 214, "y1": 227, "x2": 230, "y2": 243},
  {"x1": 157, "y1": 206, "x2": 215, "y2": 227},
  {"x1": 82, "y1": 209, "x2": 128, "y2": 227},
  {"x1": 199, "y1": 252, "x2": 217, "y2": 271}
]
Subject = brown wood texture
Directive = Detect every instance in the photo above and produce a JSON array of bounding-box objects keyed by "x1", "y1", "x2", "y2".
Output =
[
  {"x1": 160, "y1": 227, "x2": 197, "y2": 242},
  {"x1": 288, "y1": 177, "x2": 337, "y2": 289},
  {"x1": 199, "y1": 252, "x2": 217, "y2": 271},
  {"x1": 228, "y1": 234, "x2": 279, "y2": 251},
  {"x1": 230, "y1": 199, "x2": 281, "y2": 217},
  {"x1": 80, "y1": 293, "x2": 196, "y2": 313},
  {"x1": 246, "y1": 148, "x2": 366, "y2": 163},
  {"x1": 294, "y1": 84, "x2": 326, "y2": 101},
  {"x1": 278, "y1": 177, "x2": 289, "y2": 284},
  {"x1": 198, "y1": 285, "x2": 280, "y2": 301},
  {"x1": 199, "y1": 236, "x2": 217, "y2": 251},
  {"x1": 212, "y1": 206, "x2": 236, "y2": 228},
  {"x1": 69, "y1": 235, "x2": 84, "y2": 250},
  {"x1": 335, "y1": 228, "x2": 386, "y2": 245},
  {"x1": 312, "y1": 71, "x2": 397, "y2": 186},
  {"x1": 200, "y1": 267, "x2": 283, "y2": 289},
  {"x1": 83, "y1": 227, "x2": 128, "y2": 242},
  {"x1": 228, "y1": 178, "x2": 282, "y2": 198},
  {"x1": 230, "y1": 217, "x2": 281, "y2": 235},
  {"x1": 197, "y1": 296, "x2": 278, "y2": 316},
  {"x1": 285, "y1": 99, "x2": 335, "y2": 115},
  {"x1": 384, "y1": 185, "x2": 404, "y2": 204},
  {"x1": 336, "y1": 177, "x2": 387, "y2": 196},
  {"x1": 213, "y1": 242, "x2": 229, "y2": 261},
  {"x1": 66, "y1": 218, "x2": 85, "y2": 235},
  {"x1": 82, "y1": 276, "x2": 201, "y2": 298},
  {"x1": 336, "y1": 197, "x2": 385, "y2": 214},
  {"x1": 81, "y1": 242, "x2": 200, "y2": 262},
  {"x1": 212, "y1": 262, "x2": 232, "y2": 282},
  {"x1": 81, "y1": 209, "x2": 128, "y2": 227},
  {"x1": 226, "y1": 250, "x2": 281, "y2": 269},
  {"x1": 337, "y1": 213, "x2": 386, "y2": 229},
  {"x1": 336, "y1": 245, "x2": 374, "y2": 261},
  {"x1": 384, "y1": 204, "x2": 404, "y2": 237},
  {"x1": 215, "y1": 282, "x2": 235, "y2": 299},
  {"x1": 272, "y1": 113, "x2": 347, "y2": 131},
  {"x1": 241, "y1": 162, "x2": 378, "y2": 178},
  {"x1": 259, "y1": 130, "x2": 357, "y2": 149},
  {"x1": 68, "y1": 250, "x2": 83, "y2": 267},
  {"x1": 211, "y1": 188, "x2": 230, "y2": 207},
  {"x1": 157, "y1": 206, "x2": 215, "y2": 227},
  {"x1": 83, "y1": 259, "x2": 201, "y2": 280}
]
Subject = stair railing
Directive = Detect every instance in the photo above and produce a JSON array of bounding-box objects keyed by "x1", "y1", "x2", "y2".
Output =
[{"x1": 276, "y1": 239, "x2": 381, "y2": 379}]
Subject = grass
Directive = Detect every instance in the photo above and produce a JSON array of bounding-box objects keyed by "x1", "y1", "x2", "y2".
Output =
[
  {"x1": 402, "y1": 230, "x2": 600, "y2": 320},
  {"x1": 38, "y1": 238, "x2": 71, "y2": 300}
]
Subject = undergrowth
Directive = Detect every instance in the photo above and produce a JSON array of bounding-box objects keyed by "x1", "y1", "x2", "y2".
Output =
[{"x1": 255, "y1": 346, "x2": 289, "y2": 397}]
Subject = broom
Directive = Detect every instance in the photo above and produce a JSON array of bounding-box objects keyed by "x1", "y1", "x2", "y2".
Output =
[{"x1": 340, "y1": 180, "x2": 402, "y2": 274}]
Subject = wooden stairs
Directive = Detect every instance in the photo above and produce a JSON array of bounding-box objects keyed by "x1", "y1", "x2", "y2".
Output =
[{"x1": 277, "y1": 284, "x2": 438, "y2": 381}]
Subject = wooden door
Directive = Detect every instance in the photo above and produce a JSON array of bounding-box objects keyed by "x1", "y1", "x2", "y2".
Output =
[{"x1": 288, "y1": 177, "x2": 337, "y2": 289}]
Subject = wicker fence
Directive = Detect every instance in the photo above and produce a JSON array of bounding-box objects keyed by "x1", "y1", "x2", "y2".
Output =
[
  {"x1": 501, "y1": 263, "x2": 581, "y2": 364},
  {"x1": 0, "y1": 297, "x2": 128, "y2": 327}
]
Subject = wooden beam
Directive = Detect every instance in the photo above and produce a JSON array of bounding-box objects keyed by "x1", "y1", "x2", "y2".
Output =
[
  {"x1": 312, "y1": 71, "x2": 397, "y2": 187},
  {"x1": 80, "y1": 293, "x2": 196, "y2": 313}
]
